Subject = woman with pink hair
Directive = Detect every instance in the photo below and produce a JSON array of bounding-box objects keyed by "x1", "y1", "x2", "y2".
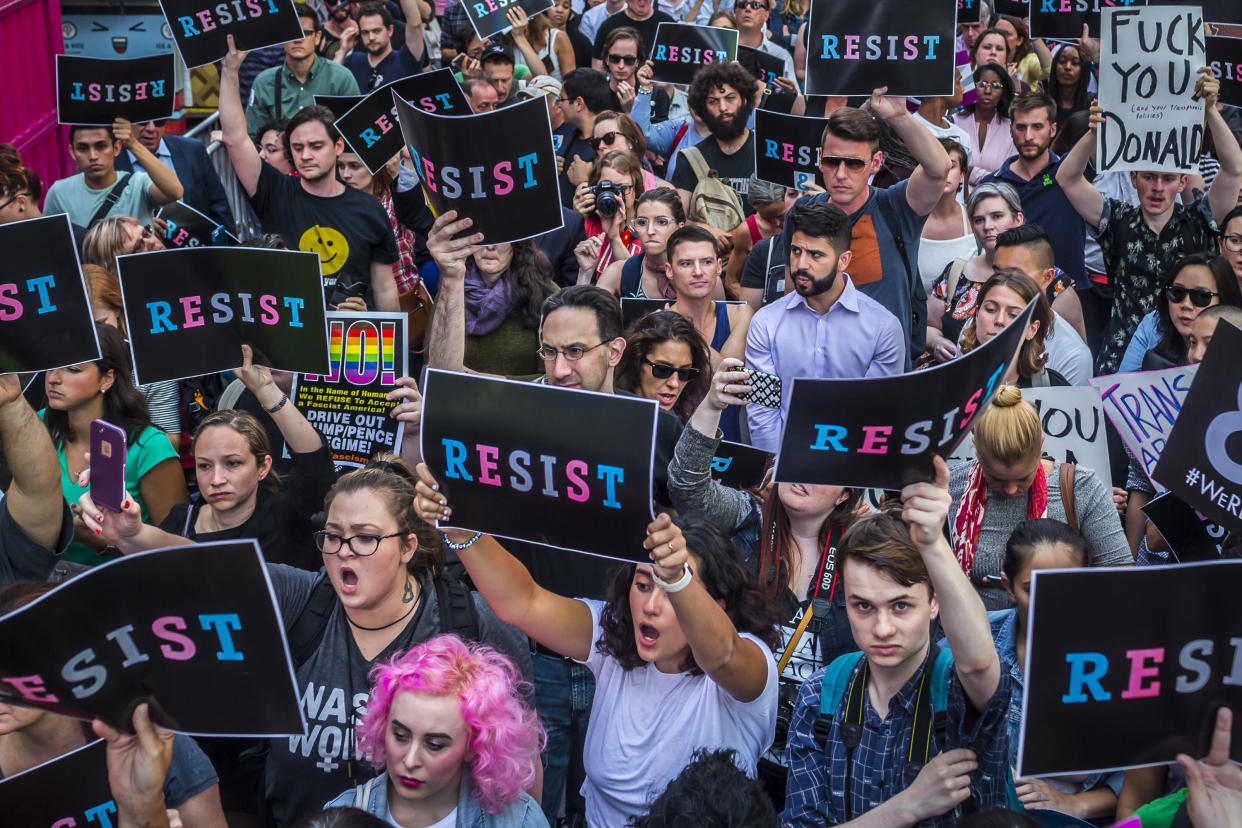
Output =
[{"x1": 325, "y1": 635, "x2": 548, "y2": 828}]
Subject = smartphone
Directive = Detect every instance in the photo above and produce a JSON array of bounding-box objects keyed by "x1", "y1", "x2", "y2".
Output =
[
  {"x1": 89, "y1": 419, "x2": 128, "y2": 513},
  {"x1": 740, "y1": 368, "x2": 783, "y2": 409}
]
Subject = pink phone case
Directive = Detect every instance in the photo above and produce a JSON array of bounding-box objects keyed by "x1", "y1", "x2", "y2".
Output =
[{"x1": 89, "y1": 419, "x2": 128, "y2": 513}]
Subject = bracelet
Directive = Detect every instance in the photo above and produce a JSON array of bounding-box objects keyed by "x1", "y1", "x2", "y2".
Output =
[
  {"x1": 637, "y1": 86, "x2": 653, "y2": 95},
  {"x1": 442, "y1": 531, "x2": 482, "y2": 551},
  {"x1": 264, "y1": 393, "x2": 289, "y2": 414},
  {"x1": 652, "y1": 564, "x2": 693, "y2": 593}
]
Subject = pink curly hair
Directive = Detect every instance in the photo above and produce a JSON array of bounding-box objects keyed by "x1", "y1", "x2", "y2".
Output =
[{"x1": 356, "y1": 635, "x2": 544, "y2": 814}]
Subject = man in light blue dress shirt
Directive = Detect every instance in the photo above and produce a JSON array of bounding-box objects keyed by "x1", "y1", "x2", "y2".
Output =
[{"x1": 746, "y1": 200, "x2": 904, "y2": 452}]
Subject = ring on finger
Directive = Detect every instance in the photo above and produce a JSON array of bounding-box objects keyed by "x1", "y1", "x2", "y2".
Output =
[{"x1": 668, "y1": 541, "x2": 675, "y2": 552}]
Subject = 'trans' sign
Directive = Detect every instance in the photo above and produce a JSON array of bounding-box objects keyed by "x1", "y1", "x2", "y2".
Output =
[{"x1": 1098, "y1": 6, "x2": 1207, "y2": 173}]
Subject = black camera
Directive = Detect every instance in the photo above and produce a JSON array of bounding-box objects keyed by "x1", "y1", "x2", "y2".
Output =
[
  {"x1": 328, "y1": 277, "x2": 366, "y2": 307},
  {"x1": 589, "y1": 180, "x2": 624, "y2": 219}
]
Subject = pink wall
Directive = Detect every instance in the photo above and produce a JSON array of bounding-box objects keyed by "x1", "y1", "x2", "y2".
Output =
[{"x1": 0, "y1": 0, "x2": 72, "y2": 203}]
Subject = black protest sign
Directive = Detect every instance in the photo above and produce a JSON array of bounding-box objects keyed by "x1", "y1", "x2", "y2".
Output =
[
  {"x1": 738, "y1": 45, "x2": 786, "y2": 86},
  {"x1": 712, "y1": 440, "x2": 771, "y2": 490},
  {"x1": 0, "y1": 741, "x2": 114, "y2": 828},
  {"x1": 1029, "y1": 1, "x2": 1100, "y2": 39},
  {"x1": 156, "y1": 200, "x2": 239, "y2": 248},
  {"x1": 1158, "y1": 0, "x2": 1242, "y2": 26},
  {"x1": 805, "y1": 0, "x2": 956, "y2": 96},
  {"x1": 1153, "y1": 321, "x2": 1242, "y2": 536},
  {"x1": 463, "y1": 0, "x2": 554, "y2": 41},
  {"x1": 158, "y1": 0, "x2": 305, "y2": 68},
  {"x1": 1143, "y1": 492, "x2": 1228, "y2": 563},
  {"x1": 117, "y1": 247, "x2": 329, "y2": 384},
  {"x1": 56, "y1": 54, "x2": 176, "y2": 125},
  {"x1": 754, "y1": 109, "x2": 827, "y2": 189},
  {"x1": 0, "y1": 215, "x2": 101, "y2": 374},
  {"x1": 1098, "y1": 6, "x2": 1207, "y2": 173},
  {"x1": 420, "y1": 369, "x2": 658, "y2": 561},
  {"x1": 337, "y1": 70, "x2": 471, "y2": 175},
  {"x1": 1018, "y1": 562, "x2": 1242, "y2": 778},
  {"x1": 294, "y1": 311, "x2": 409, "y2": 468},
  {"x1": 649, "y1": 24, "x2": 739, "y2": 85},
  {"x1": 958, "y1": 0, "x2": 985, "y2": 23},
  {"x1": 774, "y1": 299, "x2": 1035, "y2": 489},
  {"x1": 621, "y1": 298, "x2": 671, "y2": 329},
  {"x1": 397, "y1": 94, "x2": 563, "y2": 244},
  {"x1": 0, "y1": 541, "x2": 304, "y2": 736},
  {"x1": 1209, "y1": 35, "x2": 1242, "y2": 107},
  {"x1": 315, "y1": 94, "x2": 362, "y2": 120},
  {"x1": 993, "y1": 0, "x2": 1029, "y2": 19}
]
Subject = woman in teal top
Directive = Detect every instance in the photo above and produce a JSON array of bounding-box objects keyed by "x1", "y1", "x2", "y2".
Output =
[{"x1": 42, "y1": 322, "x2": 186, "y2": 565}]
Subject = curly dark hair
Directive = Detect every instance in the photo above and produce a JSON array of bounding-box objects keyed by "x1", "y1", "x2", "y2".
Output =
[
  {"x1": 687, "y1": 62, "x2": 759, "y2": 122},
  {"x1": 627, "y1": 748, "x2": 778, "y2": 827},
  {"x1": 614, "y1": 310, "x2": 711, "y2": 423},
  {"x1": 596, "y1": 516, "x2": 779, "y2": 674},
  {"x1": 469, "y1": 240, "x2": 556, "y2": 330},
  {"x1": 43, "y1": 322, "x2": 155, "y2": 449}
]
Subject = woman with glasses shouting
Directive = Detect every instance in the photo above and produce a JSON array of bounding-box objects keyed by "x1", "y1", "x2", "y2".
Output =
[
  {"x1": 79, "y1": 451, "x2": 533, "y2": 826},
  {"x1": 952, "y1": 63, "x2": 1017, "y2": 186}
]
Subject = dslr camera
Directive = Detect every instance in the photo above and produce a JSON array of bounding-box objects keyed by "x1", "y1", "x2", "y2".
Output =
[{"x1": 589, "y1": 180, "x2": 625, "y2": 219}]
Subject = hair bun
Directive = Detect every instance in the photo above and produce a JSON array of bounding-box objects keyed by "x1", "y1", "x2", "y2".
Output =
[{"x1": 991, "y1": 385, "x2": 1024, "y2": 408}]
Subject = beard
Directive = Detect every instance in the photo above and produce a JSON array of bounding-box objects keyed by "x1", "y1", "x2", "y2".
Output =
[
  {"x1": 793, "y1": 263, "x2": 838, "y2": 297},
  {"x1": 704, "y1": 101, "x2": 752, "y2": 142},
  {"x1": 1017, "y1": 138, "x2": 1050, "y2": 159}
]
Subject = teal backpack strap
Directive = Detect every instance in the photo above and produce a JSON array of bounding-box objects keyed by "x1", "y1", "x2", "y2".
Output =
[{"x1": 814, "y1": 651, "x2": 865, "y2": 745}]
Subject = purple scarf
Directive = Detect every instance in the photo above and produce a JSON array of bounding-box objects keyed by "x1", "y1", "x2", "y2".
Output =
[{"x1": 463, "y1": 264, "x2": 515, "y2": 336}]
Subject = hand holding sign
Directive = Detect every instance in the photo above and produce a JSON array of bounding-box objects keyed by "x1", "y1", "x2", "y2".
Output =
[
  {"x1": 92, "y1": 704, "x2": 174, "y2": 824},
  {"x1": 899, "y1": 455, "x2": 951, "y2": 550},
  {"x1": 426, "y1": 210, "x2": 483, "y2": 282},
  {"x1": 643, "y1": 513, "x2": 689, "y2": 583}
]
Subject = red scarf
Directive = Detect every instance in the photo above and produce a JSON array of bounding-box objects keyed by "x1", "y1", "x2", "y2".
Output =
[{"x1": 952, "y1": 460, "x2": 1048, "y2": 575}]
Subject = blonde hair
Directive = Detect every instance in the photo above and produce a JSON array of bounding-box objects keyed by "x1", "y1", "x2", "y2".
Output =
[
  {"x1": 83, "y1": 264, "x2": 126, "y2": 337},
  {"x1": 972, "y1": 385, "x2": 1042, "y2": 468},
  {"x1": 82, "y1": 215, "x2": 142, "y2": 272}
]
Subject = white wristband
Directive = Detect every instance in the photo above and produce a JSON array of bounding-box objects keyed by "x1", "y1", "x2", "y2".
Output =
[{"x1": 652, "y1": 564, "x2": 693, "y2": 593}]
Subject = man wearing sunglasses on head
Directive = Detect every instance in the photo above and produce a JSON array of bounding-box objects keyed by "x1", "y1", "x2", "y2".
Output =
[
  {"x1": 115, "y1": 118, "x2": 235, "y2": 236},
  {"x1": 771, "y1": 87, "x2": 953, "y2": 369},
  {"x1": 1056, "y1": 69, "x2": 1242, "y2": 375}
]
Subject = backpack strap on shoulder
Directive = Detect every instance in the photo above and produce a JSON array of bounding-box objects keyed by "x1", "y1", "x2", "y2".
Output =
[
  {"x1": 683, "y1": 145, "x2": 710, "y2": 181},
  {"x1": 1060, "y1": 462, "x2": 1078, "y2": 533},
  {"x1": 813, "y1": 651, "x2": 864, "y2": 745},
  {"x1": 433, "y1": 577, "x2": 480, "y2": 642}
]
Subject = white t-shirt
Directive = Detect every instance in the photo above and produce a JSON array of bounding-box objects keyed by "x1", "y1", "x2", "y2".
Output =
[
  {"x1": 1045, "y1": 310, "x2": 1093, "y2": 386},
  {"x1": 575, "y1": 598, "x2": 779, "y2": 827},
  {"x1": 579, "y1": 2, "x2": 617, "y2": 44}
]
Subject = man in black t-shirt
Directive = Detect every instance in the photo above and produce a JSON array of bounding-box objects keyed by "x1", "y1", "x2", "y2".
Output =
[
  {"x1": 590, "y1": 0, "x2": 673, "y2": 69},
  {"x1": 219, "y1": 34, "x2": 400, "y2": 311},
  {"x1": 670, "y1": 62, "x2": 758, "y2": 216}
]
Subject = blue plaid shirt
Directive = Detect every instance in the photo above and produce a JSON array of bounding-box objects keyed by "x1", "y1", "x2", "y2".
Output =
[{"x1": 782, "y1": 651, "x2": 1012, "y2": 827}]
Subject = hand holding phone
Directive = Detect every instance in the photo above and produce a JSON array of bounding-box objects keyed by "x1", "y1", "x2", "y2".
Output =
[
  {"x1": 740, "y1": 368, "x2": 782, "y2": 408},
  {"x1": 89, "y1": 420, "x2": 128, "y2": 513}
]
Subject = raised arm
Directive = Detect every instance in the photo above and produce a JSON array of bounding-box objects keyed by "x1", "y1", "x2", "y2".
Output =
[
  {"x1": 505, "y1": 8, "x2": 547, "y2": 76},
  {"x1": 236, "y1": 344, "x2": 322, "y2": 454},
  {"x1": 903, "y1": 456, "x2": 999, "y2": 711},
  {"x1": 413, "y1": 463, "x2": 595, "y2": 660},
  {"x1": 425, "y1": 211, "x2": 480, "y2": 374},
  {"x1": 219, "y1": 35, "x2": 263, "y2": 196},
  {"x1": 113, "y1": 119, "x2": 183, "y2": 205},
  {"x1": 869, "y1": 88, "x2": 951, "y2": 217},
  {"x1": 388, "y1": 376, "x2": 423, "y2": 468},
  {"x1": 1055, "y1": 101, "x2": 1105, "y2": 229},
  {"x1": 646, "y1": 514, "x2": 773, "y2": 702},
  {"x1": 400, "y1": 0, "x2": 427, "y2": 63},
  {"x1": 0, "y1": 374, "x2": 65, "y2": 552},
  {"x1": 1200, "y1": 69, "x2": 1242, "y2": 223}
]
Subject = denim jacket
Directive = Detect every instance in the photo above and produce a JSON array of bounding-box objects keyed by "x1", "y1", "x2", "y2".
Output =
[
  {"x1": 324, "y1": 771, "x2": 549, "y2": 828},
  {"x1": 988, "y1": 610, "x2": 1124, "y2": 797}
]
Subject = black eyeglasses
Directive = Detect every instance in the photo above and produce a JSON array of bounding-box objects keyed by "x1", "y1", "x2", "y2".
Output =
[
  {"x1": 0, "y1": 193, "x2": 20, "y2": 212},
  {"x1": 537, "y1": 342, "x2": 606, "y2": 361},
  {"x1": 643, "y1": 360, "x2": 699, "y2": 381},
  {"x1": 314, "y1": 530, "x2": 403, "y2": 557},
  {"x1": 589, "y1": 131, "x2": 623, "y2": 150},
  {"x1": 1223, "y1": 233, "x2": 1242, "y2": 253},
  {"x1": 606, "y1": 53, "x2": 638, "y2": 66},
  {"x1": 129, "y1": 225, "x2": 155, "y2": 254},
  {"x1": 1165, "y1": 285, "x2": 1220, "y2": 308},
  {"x1": 734, "y1": 1, "x2": 767, "y2": 9},
  {"x1": 819, "y1": 155, "x2": 869, "y2": 172}
]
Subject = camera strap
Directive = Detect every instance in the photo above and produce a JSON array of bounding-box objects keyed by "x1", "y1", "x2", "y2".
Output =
[{"x1": 776, "y1": 522, "x2": 844, "y2": 675}]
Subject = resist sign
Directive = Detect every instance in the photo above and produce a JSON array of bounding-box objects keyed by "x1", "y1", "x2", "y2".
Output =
[
  {"x1": 56, "y1": 54, "x2": 176, "y2": 125},
  {"x1": 158, "y1": 0, "x2": 305, "y2": 68},
  {"x1": 1098, "y1": 5, "x2": 1207, "y2": 173},
  {"x1": 420, "y1": 370, "x2": 658, "y2": 562},
  {"x1": 1019, "y1": 562, "x2": 1242, "y2": 778}
]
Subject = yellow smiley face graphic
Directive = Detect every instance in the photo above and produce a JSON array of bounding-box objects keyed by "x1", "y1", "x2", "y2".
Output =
[{"x1": 298, "y1": 225, "x2": 350, "y2": 276}]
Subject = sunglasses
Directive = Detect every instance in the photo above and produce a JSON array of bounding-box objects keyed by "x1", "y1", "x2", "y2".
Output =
[
  {"x1": 589, "y1": 131, "x2": 623, "y2": 150},
  {"x1": 734, "y1": 1, "x2": 767, "y2": 8},
  {"x1": 606, "y1": 53, "x2": 638, "y2": 66},
  {"x1": 976, "y1": 81, "x2": 1005, "y2": 91},
  {"x1": 818, "y1": 155, "x2": 869, "y2": 172},
  {"x1": 1165, "y1": 285, "x2": 1220, "y2": 308},
  {"x1": 129, "y1": 226, "x2": 155, "y2": 254},
  {"x1": 644, "y1": 359, "x2": 699, "y2": 381}
]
